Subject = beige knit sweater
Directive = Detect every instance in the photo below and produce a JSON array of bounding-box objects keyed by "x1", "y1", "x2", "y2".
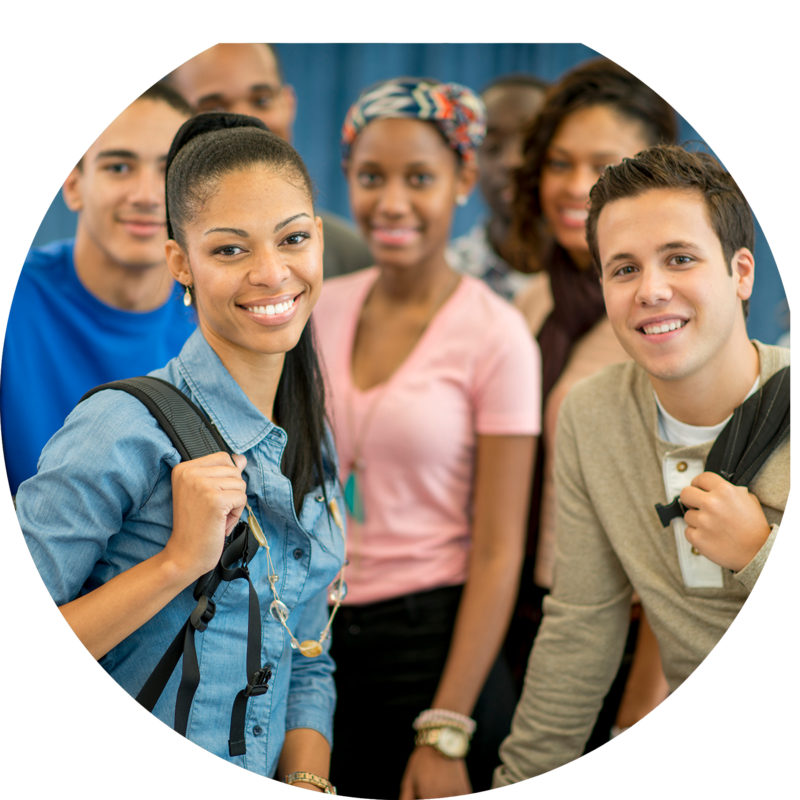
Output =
[{"x1": 494, "y1": 341, "x2": 790, "y2": 785}]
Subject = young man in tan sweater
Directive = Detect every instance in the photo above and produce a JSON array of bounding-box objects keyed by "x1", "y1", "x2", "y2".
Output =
[{"x1": 493, "y1": 145, "x2": 789, "y2": 785}]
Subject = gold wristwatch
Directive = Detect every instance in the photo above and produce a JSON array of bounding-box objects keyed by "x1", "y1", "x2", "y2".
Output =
[
  {"x1": 284, "y1": 771, "x2": 337, "y2": 794},
  {"x1": 415, "y1": 725, "x2": 470, "y2": 759}
]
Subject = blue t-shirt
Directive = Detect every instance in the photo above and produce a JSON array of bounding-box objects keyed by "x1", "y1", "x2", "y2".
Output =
[
  {"x1": 16, "y1": 329, "x2": 344, "y2": 776},
  {"x1": 1, "y1": 239, "x2": 196, "y2": 494}
]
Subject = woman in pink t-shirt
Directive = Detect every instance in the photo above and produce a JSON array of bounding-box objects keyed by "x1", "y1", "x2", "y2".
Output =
[{"x1": 313, "y1": 78, "x2": 540, "y2": 799}]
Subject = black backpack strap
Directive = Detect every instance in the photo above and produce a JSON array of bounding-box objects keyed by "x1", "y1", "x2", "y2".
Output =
[
  {"x1": 227, "y1": 552, "x2": 272, "y2": 756},
  {"x1": 705, "y1": 365, "x2": 790, "y2": 485},
  {"x1": 79, "y1": 376, "x2": 267, "y2": 754},
  {"x1": 81, "y1": 376, "x2": 232, "y2": 461},
  {"x1": 655, "y1": 366, "x2": 790, "y2": 527}
]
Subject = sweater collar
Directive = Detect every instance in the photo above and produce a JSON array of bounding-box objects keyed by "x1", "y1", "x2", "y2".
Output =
[{"x1": 640, "y1": 340, "x2": 788, "y2": 458}]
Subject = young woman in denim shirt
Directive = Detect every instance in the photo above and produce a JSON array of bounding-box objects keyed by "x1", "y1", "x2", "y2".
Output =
[{"x1": 16, "y1": 113, "x2": 344, "y2": 789}]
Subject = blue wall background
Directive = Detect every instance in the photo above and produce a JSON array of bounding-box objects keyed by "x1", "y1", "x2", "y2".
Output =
[{"x1": 30, "y1": 42, "x2": 788, "y2": 344}]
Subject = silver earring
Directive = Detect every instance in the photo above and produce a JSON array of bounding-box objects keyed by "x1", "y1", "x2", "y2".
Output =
[
  {"x1": 456, "y1": 195, "x2": 468, "y2": 207},
  {"x1": 183, "y1": 284, "x2": 193, "y2": 307}
]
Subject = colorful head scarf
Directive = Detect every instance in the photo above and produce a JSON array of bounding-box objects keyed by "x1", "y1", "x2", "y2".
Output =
[{"x1": 341, "y1": 77, "x2": 486, "y2": 168}]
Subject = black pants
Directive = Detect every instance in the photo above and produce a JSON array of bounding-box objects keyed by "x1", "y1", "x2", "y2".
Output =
[{"x1": 329, "y1": 585, "x2": 516, "y2": 799}]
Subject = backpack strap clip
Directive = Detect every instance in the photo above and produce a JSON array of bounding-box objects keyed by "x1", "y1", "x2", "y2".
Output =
[
  {"x1": 654, "y1": 364, "x2": 790, "y2": 529},
  {"x1": 79, "y1": 376, "x2": 267, "y2": 756},
  {"x1": 654, "y1": 496, "x2": 687, "y2": 528},
  {"x1": 245, "y1": 666, "x2": 272, "y2": 698},
  {"x1": 229, "y1": 664, "x2": 273, "y2": 756},
  {"x1": 189, "y1": 596, "x2": 216, "y2": 632}
]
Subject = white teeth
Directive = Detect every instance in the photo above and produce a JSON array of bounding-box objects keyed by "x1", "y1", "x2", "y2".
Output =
[
  {"x1": 642, "y1": 319, "x2": 686, "y2": 335},
  {"x1": 248, "y1": 298, "x2": 295, "y2": 316},
  {"x1": 563, "y1": 209, "x2": 588, "y2": 221}
]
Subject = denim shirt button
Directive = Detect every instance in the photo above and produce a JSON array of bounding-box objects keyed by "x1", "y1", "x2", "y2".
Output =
[
  {"x1": 253, "y1": 725, "x2": 264, "y2": 736},
  {"x1": 293, "y1": 548, "x2": 304, "y2": 560}
]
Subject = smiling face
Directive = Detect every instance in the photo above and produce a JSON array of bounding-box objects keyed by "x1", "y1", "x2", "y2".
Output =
[
  {"x1": 166, "y1": 165, "x2": 323, "y2": 371},
  {"x1": 346, "y1": 117, "x2": 475, "y2": 275},
  {"x1": 539, "y1": 104, "x2": 650, "y2": 268},
  {"x1": 169, "y1": 43, "x2": 296, "y2": 142},
  {"x1": 63, "y1": 97, "x2": 189, "y2": 274},
  {"x1": 598, "y1": 187, "x2": 754, "y2": 392}
]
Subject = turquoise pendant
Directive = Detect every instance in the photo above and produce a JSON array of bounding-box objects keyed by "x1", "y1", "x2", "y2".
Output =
[{"x1": 344, "y1": 470, "x2": 365, "y2": 524}]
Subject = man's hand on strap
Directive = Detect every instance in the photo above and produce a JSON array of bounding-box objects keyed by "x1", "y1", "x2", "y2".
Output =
[{"x1": 679, "y1": 471, "x2": 771, "y2": 572}]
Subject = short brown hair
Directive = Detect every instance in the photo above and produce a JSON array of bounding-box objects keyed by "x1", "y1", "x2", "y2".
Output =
[{"x1": 586, "y1": 144, "x2": 754, "y2": 314}]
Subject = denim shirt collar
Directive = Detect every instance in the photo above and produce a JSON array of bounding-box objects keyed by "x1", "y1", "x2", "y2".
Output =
[{"x1": 167, "y1": 330, "x2": 286, "y2": 456}]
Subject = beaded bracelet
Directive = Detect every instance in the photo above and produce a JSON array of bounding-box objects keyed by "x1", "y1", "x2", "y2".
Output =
[
  {"x1": 284, "y1": 771, "x2": 337, "y2": 794},
  {"x1": 412, "y1": 708, "x2": 476, "y2": 736}
]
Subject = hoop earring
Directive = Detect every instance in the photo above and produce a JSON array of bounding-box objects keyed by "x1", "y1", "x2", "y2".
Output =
[{"x1": 183, "y1": 284, "x2": 193, "y2": 307}]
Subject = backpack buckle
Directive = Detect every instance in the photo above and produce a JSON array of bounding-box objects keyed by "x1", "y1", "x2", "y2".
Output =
[
  {"x1": 654, "y1": 496, "x2": 687, "y2": 527},
  {"x1": 245, "y1": 666, "x2": 272, "y2": 697},
  {"x1": 190, "y1": 596, "x2": 216, "y2": 631}
]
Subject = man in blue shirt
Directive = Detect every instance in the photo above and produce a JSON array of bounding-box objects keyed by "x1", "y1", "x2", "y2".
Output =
[{"x1": 1, "y1": 82, "x2": 196, "y2": 494}]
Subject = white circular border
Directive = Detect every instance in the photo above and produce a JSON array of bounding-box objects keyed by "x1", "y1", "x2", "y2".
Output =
[{"x1": 2, "y1": 3, "x2": 796, "y2": 797}]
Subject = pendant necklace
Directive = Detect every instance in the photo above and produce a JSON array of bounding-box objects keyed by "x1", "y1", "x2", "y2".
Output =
[
  {"x1": 344, "y1": 382, "x2": 390, "y2": 525},
  {"x1": 246, "y1": 498, "x2": 347, "y2": 658},
  {"x1": 344, "y1": 270, "x2": 460, "y2": 524}
]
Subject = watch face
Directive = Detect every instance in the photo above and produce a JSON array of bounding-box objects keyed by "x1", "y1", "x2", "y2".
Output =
[{"x1": 437, "y1": 727, "x2": 468, "y2": 758}]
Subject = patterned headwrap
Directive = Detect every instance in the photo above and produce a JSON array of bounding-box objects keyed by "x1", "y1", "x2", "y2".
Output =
[{"x1": 341, "y1": 77, "x2": 486, "y2": 168}]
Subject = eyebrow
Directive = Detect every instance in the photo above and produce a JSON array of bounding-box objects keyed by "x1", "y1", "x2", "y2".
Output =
[
  {"x1": 274, "y1": 213, "x2": 311, "y2": 232},
  {"x1": 354, "y1": 159, "x2": 434, "y2": 170},
  {"x1": 658, "y1": 240, "x2": 699, "y2": 253},
  {"x1": 94, "y1": 149, "x2": 169, "y2": 164},
  {"x1": 548, "y1": 144, "x2": 620, "y2": 160},
  {"x1": 204, "y1": 227, "x2": 250, "y2": 237},
  {"x1": 249, "y1": 83, "x2": 279, "y2": 94},
  {"x1": 203, "y1": 213, "x2": 312, "y2": 238},
  {"x1": 197, "y1": 84, "x2": 279, "y2": 105},
  {"x1": 94, "y1": 149, "x2": 138, "y2": 161}
]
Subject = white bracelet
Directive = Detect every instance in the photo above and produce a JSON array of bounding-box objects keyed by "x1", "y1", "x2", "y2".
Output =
[{"x1": 412, "y1": 708, "x2": 476, "y2": 736}]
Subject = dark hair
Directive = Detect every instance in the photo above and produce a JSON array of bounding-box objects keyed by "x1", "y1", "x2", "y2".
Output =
[
  {"x1": 166, "y1": 112, "x2": 314, "y2": 242},
  {"x1": 481, "y1": 72, "x2": 549, "y2": 96},
  {"x1": 512, "y1": 57, "x2": 678, "y2": 272},
  {"x1": 140, "y1": 79, "x2": 194, "y2": 117},
  {"x1": 76, "y1": 81, "x2": 192, "y2": 171},
  {"x1": 586, "y1": 144, "x2": 753, "y2": 315},
  {"x1": 166, "y1": 112, "x2": 330, "y2": 512}
]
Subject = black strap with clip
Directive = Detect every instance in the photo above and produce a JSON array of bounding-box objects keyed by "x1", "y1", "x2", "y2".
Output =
[
  {"x1": 80, "y1": 376, "x2": 269, "y2": 755},
  {"x1": 654, "y1": 365, "x2": 790, "y2": 527}
]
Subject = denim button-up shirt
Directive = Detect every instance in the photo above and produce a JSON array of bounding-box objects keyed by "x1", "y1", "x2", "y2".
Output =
[{"x1": 17, "y1": 330, "x2": 344, "y2": 778}]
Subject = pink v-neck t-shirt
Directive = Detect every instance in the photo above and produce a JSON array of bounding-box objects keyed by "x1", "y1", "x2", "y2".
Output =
[{"x1": 314, "y1": 268, "x2": 541, "y2": 606}]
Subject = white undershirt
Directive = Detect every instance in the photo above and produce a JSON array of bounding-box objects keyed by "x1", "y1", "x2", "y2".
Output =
[{"x1": 654, "y1": 378, "x2": 759, "y2": 588}]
